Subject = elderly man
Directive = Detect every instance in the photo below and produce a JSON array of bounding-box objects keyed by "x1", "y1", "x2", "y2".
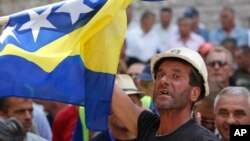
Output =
[
  {"x1": 214, "y1": 87, "x2": 250, "y2": 141},
  {"x1": 112, "y1": 47, "x2": 219, "y2": 140}
]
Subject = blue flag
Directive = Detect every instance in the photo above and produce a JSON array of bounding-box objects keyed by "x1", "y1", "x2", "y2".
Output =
[{"x1": 0, "y1": 0, "x2": 132, "y2": 131}]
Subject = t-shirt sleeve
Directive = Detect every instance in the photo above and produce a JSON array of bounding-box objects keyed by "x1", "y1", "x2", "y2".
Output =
[{"x1": 137, "y1": 110, "x2": 160, "y2": 141}]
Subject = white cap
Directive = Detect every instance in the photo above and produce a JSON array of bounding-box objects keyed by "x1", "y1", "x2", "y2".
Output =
[{"x1": 150, "y1": 47, "x2": 209, "y2": 98}]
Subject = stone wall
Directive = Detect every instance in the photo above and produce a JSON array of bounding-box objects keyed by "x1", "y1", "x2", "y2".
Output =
[{"x1": 1, "y1": 0, "x2": 250, "y2": 29}]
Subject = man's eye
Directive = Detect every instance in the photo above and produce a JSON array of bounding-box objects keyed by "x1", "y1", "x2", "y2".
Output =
[
  {"x1": 218, "y1": 111, "x2": 228, "y2": 117},
  {"x1": 173, "y1": 74, "x2": 180, "y2": 79},
  {"x1": 156, "y1": 73, "x2": 163, "y2": 79},
  {"x1": 234, "y1": 111, "x2": 246, "y2": 118}
]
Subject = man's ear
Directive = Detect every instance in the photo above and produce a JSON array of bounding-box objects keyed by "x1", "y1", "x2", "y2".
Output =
[{"x1": 190, "y1": 87, "x2": 201, "y2": 102}]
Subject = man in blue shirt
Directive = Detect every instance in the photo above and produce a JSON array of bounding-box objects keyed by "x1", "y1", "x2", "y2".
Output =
[{"x1": 210, "y1": 6, "x2": 248, "y2": 47}]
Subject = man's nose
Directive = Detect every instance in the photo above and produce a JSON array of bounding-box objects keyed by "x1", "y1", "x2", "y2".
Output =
[
  {"x1": 225, "y1": 114, "x2": 237, "y2": 125},
  {"x1": 24, "y1": 110, "x2": 32, "y2": 120},
  {"x1": 160, "y1": 75, "x2": 170, "y2": 86}
]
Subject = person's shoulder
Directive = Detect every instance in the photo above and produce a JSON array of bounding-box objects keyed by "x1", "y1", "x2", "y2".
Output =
[
  {"x1": 234, "y1": 25, "x2": 247, "y2": 30},
  {"x1": 140, "y1": 110, "x2": 159, "y2": 119},
  {"x1": 152, "y1": 23, "x2": 162, "y2": 31},
  {"x1": 129, "y1": 25, "x2": 141, "y2": 33},
  {"x1": 189, "y1": 121, "x2": 219, "y2": 141},
  {"x1": 138, "y1": 110, "x2": 160, "y2": 129},
  {"x1": 57, "y1": 105, "x2": 77, "y2": 117},
  {"x1": 211, "y1": 27, "x2": 223, "y2": 34},
  {"x1": 167, "y1": 33, "x2": 179, "y2": 41},
  {"x1": 191, "y1": 32, "x2": 205, "y2": 40},
  {"x1": 137, "y1": 110, "x2": 159, "y2": 141},
  {"x1": 25, "y1": 132, "x2": 48, "y2": 141}
]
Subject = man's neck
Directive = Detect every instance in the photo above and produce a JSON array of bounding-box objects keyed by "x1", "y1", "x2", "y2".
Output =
[
  {"x1": 180, "y1": 34, "x2": 190, "y2": 42},
  {"x1": 157, "y1": 108, "x2": 192, "y2": 136},
  {"x1": 223, "y1": 80, "x2": 230, "y2": 87},
  {"x1": 162, "y1": 23, "x2": 170, "y2": 29},
  {"x1": 223, "y1": 25, "x2": 234, "y2": 34}
]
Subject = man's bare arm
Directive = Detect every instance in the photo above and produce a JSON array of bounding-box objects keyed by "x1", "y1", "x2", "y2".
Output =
[{"x1": 111, "y1": 84, "x2": 144, "y2": 135}]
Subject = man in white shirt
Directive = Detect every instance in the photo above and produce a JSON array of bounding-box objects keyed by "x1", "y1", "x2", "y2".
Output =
[
  {"x1": 153, "y1": 7, "x2": 178, "y2": 52},
  {"x1": 126, "y1": 11, "x2": 159, "y2": 66},
  {"x1": 166, "y1": 16, "x2": 205, "y2": 51}
]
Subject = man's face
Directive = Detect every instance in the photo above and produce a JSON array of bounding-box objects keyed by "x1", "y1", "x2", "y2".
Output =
[
  {"x1": 126, "y1": 6, "x2": 132, "y2": 23},
  {"x1": 5, "y1": 98, "x2": 33, "y2": 132},
  {"x1": 178, "y1": 19, "x2": 192, "y2": 37},
  {"x1": 142, "y1": 15, "x2": 155, "y2": 33},
  {"x1": 220, "y1": 10, "x2": 234, "y2": 29},
  {"x1": 127, "y1": 64, "x2": 145, "y2": 90},
  {"x1": 206, "y1": 51, "x2": 233, "y2": 84},
  {"x1": 194, "y1": 101, "x2": 215, "y2": 132},
  {"x1": 215, "y1": 94, "x2": 250, "y2": 141},
  {"x1": 160, "y1": 11, "x2": 171, "y2": 28},
  {"x1": 153, "y1": 61, "x2": 193, "y2": 111},
  {"x1": 235, "y1": 49, "x2": 249, "y2": 70},
  {"x1": 191, "y1": 16, "x2": 199, "y2": 27}
]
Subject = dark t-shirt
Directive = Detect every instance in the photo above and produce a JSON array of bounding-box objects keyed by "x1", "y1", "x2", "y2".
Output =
[
  {"x1": 91, "y1": 131, "x2": 137, "y2": 141},
  {"x1": 137, "y1": 110, "x2": 219, "y2": 141}
]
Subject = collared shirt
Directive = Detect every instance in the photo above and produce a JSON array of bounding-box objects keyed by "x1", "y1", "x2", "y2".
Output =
[
  {"x1": 165, "y1": 32, "x2": 205, "y2": 51},
  {"x1": 196, "y1": 26, "x2": 210, "y2": 42},
  {"x1": 210, "y1": 25, "x2": 248, "y2": 47},
  {"x1": 32, "y1": 103, "x2": 52, "y2": 141},
  {"x1": 126, "y1": 26, "x2": 159, "y2": 62},
  {"x1": 24, "y1": 132, "x2": 48, "y2": 141}
]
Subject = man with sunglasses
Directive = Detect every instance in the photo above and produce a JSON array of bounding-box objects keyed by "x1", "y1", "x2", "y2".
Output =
[{"x1": 205, "y1": 47, "x2": 235, "y2": 87}]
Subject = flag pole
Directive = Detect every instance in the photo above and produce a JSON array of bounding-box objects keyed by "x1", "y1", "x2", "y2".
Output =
[{"x1": 0, "y1": 16, "x2": 9, "y2": 25}]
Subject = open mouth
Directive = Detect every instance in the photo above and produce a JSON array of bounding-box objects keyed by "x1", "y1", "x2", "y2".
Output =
[{"x1": 159, "y1": 89, "x2": 171, "y2": 96}]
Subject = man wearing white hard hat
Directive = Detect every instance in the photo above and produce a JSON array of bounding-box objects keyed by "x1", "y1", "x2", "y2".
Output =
[{"x1": 112, "y1": 47, "x2": 219, "y2": 141}]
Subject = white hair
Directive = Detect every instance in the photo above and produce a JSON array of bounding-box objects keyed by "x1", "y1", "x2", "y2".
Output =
[{"x1": 214, "y1": 86, "x2": 250, "y2": 112}]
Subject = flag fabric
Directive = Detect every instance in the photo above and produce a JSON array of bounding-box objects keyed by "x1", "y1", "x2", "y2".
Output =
[{"x1": 0, "y1": 0, "x2": 132, "y2": 131}]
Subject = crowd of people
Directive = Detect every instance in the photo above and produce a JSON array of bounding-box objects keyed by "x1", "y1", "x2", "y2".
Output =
[{"x1": 0, "y1": 4, "x2": 250, "y2": 141}]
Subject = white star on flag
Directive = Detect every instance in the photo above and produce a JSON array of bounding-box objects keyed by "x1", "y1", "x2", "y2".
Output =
[
  {"x1": 55, "y1": 0, "x2": 93, "y2": 24},
  {"x1": 19, "y1": 7, "x2": 56, "y2": 42},
  {"x1": 0, "y1": 25, "x2": 19, "y2": 44}
]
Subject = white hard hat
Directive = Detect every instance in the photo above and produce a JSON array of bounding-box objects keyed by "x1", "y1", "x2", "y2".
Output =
[{"x1": 150, "y1": 47, "x2": 209, "y2": 98}]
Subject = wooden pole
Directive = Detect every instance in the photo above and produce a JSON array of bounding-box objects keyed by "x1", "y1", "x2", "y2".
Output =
[{"x1": 0, "y1": 16, "x2": 9, "y2": 26}]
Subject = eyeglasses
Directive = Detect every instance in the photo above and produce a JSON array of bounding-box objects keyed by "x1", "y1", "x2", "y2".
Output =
[{"x1": 206, "y1": 61, "x2": 227, "y2": 67}]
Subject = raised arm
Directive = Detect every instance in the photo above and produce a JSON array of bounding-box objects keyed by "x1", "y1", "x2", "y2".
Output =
[{"x1": 111, "y1": 84, "x2": 144, "y2": 135}]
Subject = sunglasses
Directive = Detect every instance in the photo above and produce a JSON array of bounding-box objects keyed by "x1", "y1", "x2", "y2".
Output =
[{"x1": 206, "y1": 61, "x2": 227, "y2": 67}]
